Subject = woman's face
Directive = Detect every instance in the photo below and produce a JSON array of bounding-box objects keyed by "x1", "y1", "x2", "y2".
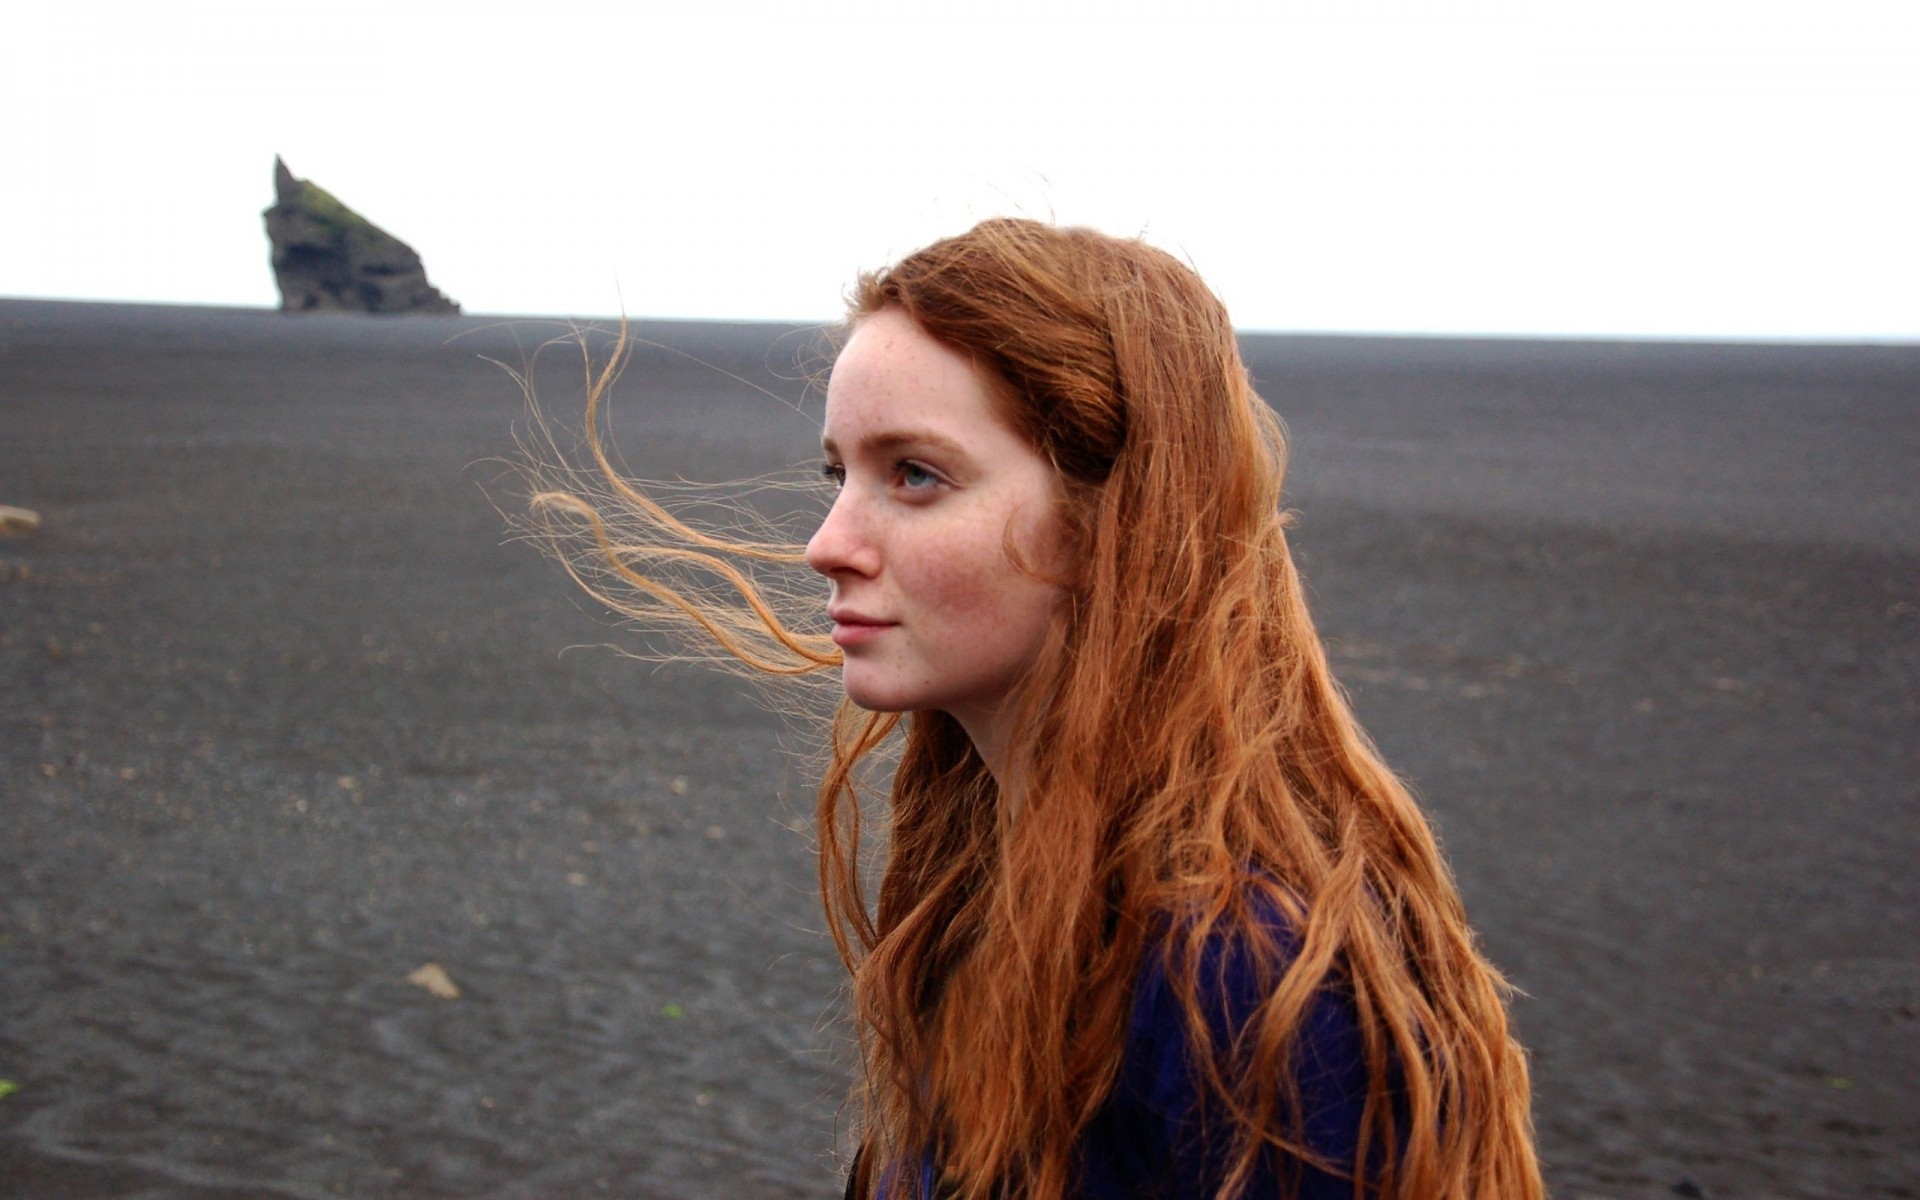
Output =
[{"x1": 806, "y1": 308, "x2": 1064, "y2": 740}]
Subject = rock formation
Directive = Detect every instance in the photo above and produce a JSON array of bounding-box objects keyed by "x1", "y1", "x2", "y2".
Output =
[{"x1": 262, "y1": 157, "x2": 460, "y2": 315}]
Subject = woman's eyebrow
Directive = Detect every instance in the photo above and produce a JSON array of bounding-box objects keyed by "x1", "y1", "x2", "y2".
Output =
[{"x1": 820, "y1": 429, "x2": 970, "y2": 460}]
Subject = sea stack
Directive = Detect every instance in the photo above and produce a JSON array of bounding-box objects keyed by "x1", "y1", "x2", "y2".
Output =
[{"x1": 262, "y1": 157, "x2": 460, "y2": 315}]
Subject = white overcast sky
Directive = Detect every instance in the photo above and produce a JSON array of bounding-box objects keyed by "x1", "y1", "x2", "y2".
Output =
[{"x1": 4, "y1": 0, "x2": 1916, "y2": 339}]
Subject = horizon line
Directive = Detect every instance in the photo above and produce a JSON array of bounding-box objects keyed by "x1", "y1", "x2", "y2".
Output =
[{"x1": 3, "y1": 293, "x2": 1916, "y2": 349}]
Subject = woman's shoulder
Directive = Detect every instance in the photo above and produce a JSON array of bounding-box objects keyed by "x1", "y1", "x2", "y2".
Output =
[
  {"x1": 1075, "y1": 880, "x2": 1374, "y2": 1198},
  {"x1": 1128, "y1": 879, "x2": 1364, "y2": 1094},
  {"x1": 1131, "y1": 872, "x2": 1321, "y2": 1029}
]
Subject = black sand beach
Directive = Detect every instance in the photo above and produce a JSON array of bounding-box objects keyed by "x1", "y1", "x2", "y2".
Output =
[{"x1": 2, "y1": 299, "x2": 1915, "y2": 1199}]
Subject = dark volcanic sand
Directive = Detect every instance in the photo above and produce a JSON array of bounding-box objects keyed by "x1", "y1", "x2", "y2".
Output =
[{"x1": 2, "y1": 299, "x2": 1916, "y2": 1199}]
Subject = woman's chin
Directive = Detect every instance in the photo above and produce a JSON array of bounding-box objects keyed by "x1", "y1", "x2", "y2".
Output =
[{"x1": 840, "y1": 676, "x2": 915, "y2": 715}]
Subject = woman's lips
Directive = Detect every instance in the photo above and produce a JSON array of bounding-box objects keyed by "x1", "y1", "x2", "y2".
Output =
[{"x1": 829, "y1": 616, "x2": 896, "y2": 648}]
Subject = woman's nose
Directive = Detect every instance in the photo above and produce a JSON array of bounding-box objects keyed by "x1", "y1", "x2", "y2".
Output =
[{"x1": 805, "y1": 492, "x2": 879, "y2": 579}]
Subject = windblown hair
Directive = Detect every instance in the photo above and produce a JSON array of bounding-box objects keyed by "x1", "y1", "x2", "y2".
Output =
[{"x1": 529, "y1": 219, "x2": 1542, "y2": 1199}]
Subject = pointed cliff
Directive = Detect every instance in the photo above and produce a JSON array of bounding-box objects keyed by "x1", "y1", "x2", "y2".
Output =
[{"x1": 263, "y1": 157, "x2": 460, "y2": 315}]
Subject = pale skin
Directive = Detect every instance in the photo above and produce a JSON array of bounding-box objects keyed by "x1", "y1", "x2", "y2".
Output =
[{"x1": 806, "y1": 308, "x2": 1065, "y2": 793}]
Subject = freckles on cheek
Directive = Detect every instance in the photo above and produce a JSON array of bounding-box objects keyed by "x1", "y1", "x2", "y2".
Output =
[{"x1": 925, "y1": 535, "x2": 1017, "y2": 619}]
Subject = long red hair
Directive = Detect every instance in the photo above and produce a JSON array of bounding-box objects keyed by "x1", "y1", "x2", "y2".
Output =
[{"x1": 526, "y1": 219, "x2": 1542, "y2": 1199}]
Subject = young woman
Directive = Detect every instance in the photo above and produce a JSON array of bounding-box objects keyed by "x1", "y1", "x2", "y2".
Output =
[{"x1": 532, "y1": 219, "x2": 1542, "y2": 1199}]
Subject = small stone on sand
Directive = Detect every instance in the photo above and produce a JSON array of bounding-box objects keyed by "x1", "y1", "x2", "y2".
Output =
[
  {"x1": 0, "y1": 506, "x2": 41, "y2": 537},
  {"x1": 406, "y1": 962, "x2": 461, "y2": 1000}
]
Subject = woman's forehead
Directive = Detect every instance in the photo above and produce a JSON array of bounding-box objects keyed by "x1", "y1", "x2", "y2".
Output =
[{"x1": 823, "y1": 312, "x2": 1004, "y2": 446}]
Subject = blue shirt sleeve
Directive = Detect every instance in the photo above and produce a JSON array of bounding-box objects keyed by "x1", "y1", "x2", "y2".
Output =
[{"x1": 1074, "y1": 923, "x2": 1374, "y2": 1200}]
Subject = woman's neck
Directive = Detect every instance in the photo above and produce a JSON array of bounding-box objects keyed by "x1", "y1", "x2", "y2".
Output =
[{"x1": 950, "y1": 704, "x2": 1024, "y2": 818}]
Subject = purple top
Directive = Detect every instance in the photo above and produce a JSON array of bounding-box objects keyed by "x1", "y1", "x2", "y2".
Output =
[
  {"x1": 886, "y1": 914, "x2": 1378, "y2": 1199},
  {"x1": 1072, "y1": 921, "x2": 1375, "y2": 1198}
]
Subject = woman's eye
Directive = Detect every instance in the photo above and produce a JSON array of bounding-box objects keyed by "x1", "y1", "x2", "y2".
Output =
[
  {"x1": 820, "y1": 462, "x2": 846, "y2": 489},
  {"x1": 899, "y1": 461, "x2": 939, "y2": 490}
]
